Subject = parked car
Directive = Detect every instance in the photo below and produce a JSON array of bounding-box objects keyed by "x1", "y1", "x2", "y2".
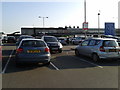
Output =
[
  {"x1": 72, "y1": 37, "x2": 86, "y2": 45},
  {"x1": 16, "y1": 35, "x2": 34, "y2": 46},
  {"x1": 7, "y1": 36, "x2": 16, "y2": 43},
  {"x1": 58, "y1": 37, "x2": 67, "y2": 45},
  {"x1": 15, "y1": 38, "x2": 51, "y2": 66},
  {"x1": 1, "y1": 35, "x2": 8, "y2": 43},
  {"x1": 0, "y1": 46, "x2": 1, "y2": 60},
  {"x1": 42, "y1": 36, "x2": 63, "y2": 53},
  {"x1": 0, "y1": 37, "x2": 1, "y2": 46},
  {"x1": 75, "y1": 38, "x2": 120, "y2": 61},
  {"x1": 118, "y1": 41, "x2": 120, "y2": 46}
]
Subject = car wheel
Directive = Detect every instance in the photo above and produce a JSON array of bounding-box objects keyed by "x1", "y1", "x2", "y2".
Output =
[
  {"x1": 43, "y1": 62, "x2": 50, "y2": 66},
  {"x1": 59, "y1": 49, "x2": 62, "y2": 53},
  {"x1": 92, "y1": 54, "x2": 100, "y2": 62},
  {"x1": 75, "y1": 49, "x2": 80, "y2": 56}
]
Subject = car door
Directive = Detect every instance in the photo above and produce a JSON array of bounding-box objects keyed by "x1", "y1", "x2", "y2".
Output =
[
  {"x1": 78, "y1": 40, "x2": 89, "y2": 56},
  {"x1": 86, "y1": 40, "x2": 97, "y2": 56}
]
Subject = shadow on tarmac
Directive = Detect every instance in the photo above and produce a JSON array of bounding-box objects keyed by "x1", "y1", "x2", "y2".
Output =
[{"x1": 48, "y1": 54, "x2": 120, "y2": 70}]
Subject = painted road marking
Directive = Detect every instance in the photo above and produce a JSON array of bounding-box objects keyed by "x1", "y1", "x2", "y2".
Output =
[
  {"x1": 2, "y1": 50, "x2": 14, "y2": 74},
  {"x1": 78, "y1": 57, "x2": 103, "y2": 68},
  {"x1": 66, "y1": 50, "x2": 103, "y2": 69},
  {"x1": 50, "y1": 62, "x2": 59, "y2": 70}
]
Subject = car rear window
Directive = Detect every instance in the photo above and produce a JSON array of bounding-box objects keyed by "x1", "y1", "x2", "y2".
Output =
[
  {"x1": 103, "y1": 40, "x2": 118, "y2": 47},
  {"x1": 44, "y1": 37, "x2": 58, "y2": 42},
  {"x1": 21, "y1": 40, "x2": 46, "y2": 47}
]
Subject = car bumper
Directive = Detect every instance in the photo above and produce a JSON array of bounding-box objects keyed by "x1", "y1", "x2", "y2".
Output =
[
  {"x1": 98, "y1": 52, "x2": 120, "y2": 59},
  {"x1": 49, "y1": 47, "x2": 62, "y2": 51},
  {"x1": 15, "y1": 55, "x2": 50, "y2": 63}
]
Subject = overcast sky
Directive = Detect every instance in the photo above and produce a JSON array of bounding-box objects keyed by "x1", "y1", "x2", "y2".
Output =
[{"x1": 1, "y1": 0, "x2": 119, "y2": 34}]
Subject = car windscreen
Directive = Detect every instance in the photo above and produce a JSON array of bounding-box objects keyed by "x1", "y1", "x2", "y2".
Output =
[
  {"x1": 8, "y1": 37, "x2": 15, "y2": 39},
  {"x1": 59, "y1": 39, "x2": 65, "y2": 40},
  {"x1": 103, "y1": 40, "x2": 119, "y2": 47},
  {"x1": 21, "y1": 40, "x2": 46, "y2": 47},
  {"x1": 75, "y1": 37, "x2": 82, "y2": 40},
  {"x1": 44, "y1": 37, "x2": 58, "y2": 42}
]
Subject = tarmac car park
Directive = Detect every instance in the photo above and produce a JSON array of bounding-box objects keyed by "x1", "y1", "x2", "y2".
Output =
[{"x1": 2, "y1": 40, "x2": 120, "y2": 88}]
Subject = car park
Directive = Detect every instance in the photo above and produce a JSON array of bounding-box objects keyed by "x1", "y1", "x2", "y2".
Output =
[
  {"x1": 16, "y1": 35, "x2": 34, "y2": 46},
  {"x1": 15, "y1": 38, "x2": 51, "y2": 66},
  {"x1": 75, "y1": 38, "x2": 120, "y2": 61},
  {"x1": 42, "y1": 36, "x2": 63, "y2": 53}
]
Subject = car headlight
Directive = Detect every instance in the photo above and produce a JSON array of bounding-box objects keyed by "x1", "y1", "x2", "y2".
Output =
[{"x1": 59, "y1": 42, "x2": 63, "y2": 48}]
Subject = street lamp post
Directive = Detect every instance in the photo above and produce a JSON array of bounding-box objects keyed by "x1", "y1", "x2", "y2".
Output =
[
  {"x1": 98, "y1": 11, "x2": 100, "y2": 36},
  {"x1": 83, "y1": 0, "x2": 88, "y2": 38},
  {"x1": 38, "y1": 16, "x2": 48, "y2": 27}
]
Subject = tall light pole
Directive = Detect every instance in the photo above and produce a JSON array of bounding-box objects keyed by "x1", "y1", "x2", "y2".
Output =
[
  {"x1": 84, "y1": 0, "x2": 86, "y2": 22},
  {"x1": 83, "y1": 0, "x2": 88, "y2": 38},
  {"x1": 98, "y1": 11, "x2": 100, "y2": 36},
  {"x1": 38, "y1": 16, "x2": 48, "y2": 27}
]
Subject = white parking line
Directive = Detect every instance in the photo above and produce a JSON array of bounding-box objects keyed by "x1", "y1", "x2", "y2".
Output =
[
  {"x1": 2, "y1": 50, "x2": 14, "y2": 74},
  {"x1": 50, "y1": 62, "x2": 59, "y2": 70},
  {"x1": 78, "y1": 58, "x2": 103, "y2": 68}
]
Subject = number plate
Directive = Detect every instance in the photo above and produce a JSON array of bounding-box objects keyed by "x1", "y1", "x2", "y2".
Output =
[
  {"x1": 109, "y1": 49, "x2": 116, "y2": 52},
  {"x1": 52, "y1": 48, "x2": 58, "y2": 50},
  {"x1": 27, "y1": 50, "x2": 40, "y2": 53}
]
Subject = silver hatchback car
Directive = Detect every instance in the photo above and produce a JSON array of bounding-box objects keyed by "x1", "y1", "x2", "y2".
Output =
[{"x1": 75, "y1": 38, "x2": 120, "y2": 61}]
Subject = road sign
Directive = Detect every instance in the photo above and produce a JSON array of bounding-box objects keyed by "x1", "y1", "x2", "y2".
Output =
[
  {"x1": 105, "y1": 23, "x2": 115, "y2": 36},
  {"x1": 83, "y1": 22, "x2": 88, "y2": 30}
]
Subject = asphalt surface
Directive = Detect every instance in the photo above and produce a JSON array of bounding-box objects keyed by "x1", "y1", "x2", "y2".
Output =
[{"x1": 1, "y1": 43, "x2": 120, "y2": 89}]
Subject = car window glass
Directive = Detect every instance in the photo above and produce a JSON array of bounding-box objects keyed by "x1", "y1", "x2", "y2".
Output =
[
  {"x1": 21, "y1": 40, "x2": 46, "y2": 47},
  {"x1": 44, "y1": 37, "x2": 58, "y2": 42},
  {"x1": 103, "y1": 40, "x2": 118, "y2": 47},
  {"x1": 89, "y1": 40, "x2": 96, "y2": 46},
  {"x1": 81, "y1": 40, "x2": 89, "y2": 46},
  {"x1": 95, "y1": 40, "x2": 101, "y2": 45}
]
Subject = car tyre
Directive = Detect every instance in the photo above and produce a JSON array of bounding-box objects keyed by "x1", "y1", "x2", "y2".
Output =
[
  {"x1": 75, "y1": 49, "x2": 80, "y2": 56},
  {"x1": 92, "y1": 54, "x2": 100, "y2": 62},
  {"x1": 59, "y1": 49, "x2": 62, "y2": 53},
  {"x1": 43, "y1": 62, "x2": 50, "y2": 66}
]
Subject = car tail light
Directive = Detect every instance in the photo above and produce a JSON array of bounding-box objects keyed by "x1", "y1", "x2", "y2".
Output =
[
  {"x1": 45, "y1": 48, "x2": 50, "y2": 52},
  {"x1": 16, "y1": 48, "x2": 23, "y2": 53},
  {"x1": 99, "y1": 46, "x2": 105, "y2": 52}
]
